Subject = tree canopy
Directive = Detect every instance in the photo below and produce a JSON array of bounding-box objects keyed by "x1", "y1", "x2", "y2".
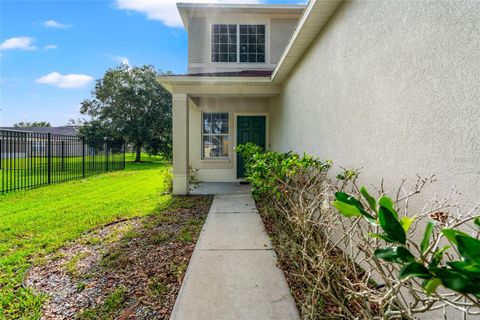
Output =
[{"x1": 80, "y1": 65, "x2": 172, "y2": 162}]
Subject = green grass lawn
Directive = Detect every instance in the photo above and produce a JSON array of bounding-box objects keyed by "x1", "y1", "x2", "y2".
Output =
[{"x1": 0, "y1": 154, "x2": 172, "y2": 319}]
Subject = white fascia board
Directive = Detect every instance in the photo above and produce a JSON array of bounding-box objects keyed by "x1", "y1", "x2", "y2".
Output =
[
  {"x1": 176, "y1": 3, "x2": 306, "y2": 11},
  {"x1": 158, "y1": 76, "x2": 272, "y2": 84},
  {"x1": 177, "y1": 2, "x2": 306, "y2": 28},
  {"x1": 157, "y1": 76, "x2": 273, "y2": 93},
  {"x1": 271, "y1": 0, "x2": 342, "y2": 84}
]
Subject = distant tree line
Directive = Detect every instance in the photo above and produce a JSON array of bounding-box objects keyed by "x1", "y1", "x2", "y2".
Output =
[{"x1": 13, "y1": 121, "x2": 51, "y2": 128}]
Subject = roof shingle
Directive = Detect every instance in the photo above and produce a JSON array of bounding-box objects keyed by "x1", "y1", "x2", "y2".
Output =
[{"x1": 0, "y1": 126, "x2": 80, "y2": 136}]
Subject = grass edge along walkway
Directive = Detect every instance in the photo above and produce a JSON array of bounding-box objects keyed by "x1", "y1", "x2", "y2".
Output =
[{"x1": 0, "y1": 155, "x2": 172, "y2": 319}]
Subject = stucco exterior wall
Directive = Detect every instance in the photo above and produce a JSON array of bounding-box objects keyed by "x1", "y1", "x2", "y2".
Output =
[
  {"x1": 270, "y1": 0, "x2": 480, "y2": 210},
  {"x1": 189, "y1": 97, "x2": 269, "y2": 182},
  {"x1": 270, "y1": 19, "x2": 298, "y2": 64},
  {"x1": 188, "y1": 17, "x2": 206, "y2": 63},
  {"x1": 269, "y1": 2, "x2": 479, "y2": 316}
]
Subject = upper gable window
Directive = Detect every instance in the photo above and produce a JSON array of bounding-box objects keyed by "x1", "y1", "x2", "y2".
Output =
[
  {"x1": 211, "y1": 24, "x2": 265, "y2": 63},
  {"x1": 211, "y1": 24, "x2": 237, "y2": 63},
  {"x1": 239, "y1": 25, "x2": 265, "y2": 63}
]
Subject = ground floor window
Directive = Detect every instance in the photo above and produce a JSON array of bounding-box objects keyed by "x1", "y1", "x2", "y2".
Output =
[{"x1": 202, "y1": 112, "x2": 229, "y2": 158}]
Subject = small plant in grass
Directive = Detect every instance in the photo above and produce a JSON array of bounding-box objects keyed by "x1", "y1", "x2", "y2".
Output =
[
  {"x1": 51, "y1": 251, "x2": 66, "y2": 261},
  {"x1": 147, "y1": 277, "x2": 168, "y2": 300},
  {"x1": 189, "y1": 164, "x2": 200, "y2": 189},
  {"x1": 178, "y1": 226, "x2": 194, "y2": 243},
  {"x1": 186, "y1": 217, "x2": 203, "y2": 226},
  {"x1": 121, "y1": 229, "x2": 141, "y2": 243},
  {"x1": 65, "y1": 253, "x2": 86, "y2": 277},
  {"x1": 80, "y1": 236, "x2": 102, "y2": 246},
  {"x1": 100, "y1": 249, "x2": 130, "y2": 270},
  {"x1": 77, "y1": 282, "x2": 86, "y2": 293},
  {"x1": 78, "y1": 286, "x2": 128, "y2": 320},
  {"x1": 149, "y1": 231, "x2": 171, "y2": 245},
  {"x1": 170, "y1": 260, "x2": 188, "y2": 283},
  {"x1": 162, "y1": 166, "x2": 174, "y2": 194}
]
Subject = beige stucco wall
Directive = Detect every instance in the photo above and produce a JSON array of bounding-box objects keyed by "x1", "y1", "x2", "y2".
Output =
[
  {"x1": 270, "y1": 0, "x2": 480, "y2": 209},
  {"x1": 187, "y1": 13, "x2": 301, "y2": 74},
  {"x1": 270, "y1": 19, "x2": 298, "y2": 64},
  {"x1": 189, "y1": 97, "x2": 269, "y2": 182},
  {"x1": 269, "y1": 2, "x2": 479, "y2": 317},
  {"x1": 188, "y1": 17, "x2": 206, "y2": 64}
]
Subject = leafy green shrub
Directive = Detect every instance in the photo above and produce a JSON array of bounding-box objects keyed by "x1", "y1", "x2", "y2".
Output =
[
  {"x1": 236, "y1": 143, "x2": 331, "y2": 200},
  {"x1": 188, "y1": 165, "x2": 200, "y2": 188},
  {"x1": 161, "y1": 167, "x2": 173, "y2": 193},
  {"x1": 236, "y1": 144, "x2": 480, "y2": 318},
  {"x1": 334, "y1": 189, "x2": 480, "y2": 298}
]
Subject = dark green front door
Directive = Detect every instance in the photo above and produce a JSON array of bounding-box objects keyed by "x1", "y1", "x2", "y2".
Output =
[{"x1": 236, "y1": 116, "x2": 266, "y2": 178}]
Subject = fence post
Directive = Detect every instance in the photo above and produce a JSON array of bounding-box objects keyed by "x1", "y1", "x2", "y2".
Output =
[
  {"x1": 105, "y1": 142, "x2": 109, "y2": 172},
  {"x1": 61, "y1": 140, "x2": 65, "y2": 171},
  {"x1": 47, "y1": 133, "x2": 51, "y2": 184},
  {"x1": 82, "y1": 137, "x2": 85, "y2": 178},
  {"x1": 0, "y1": 137, "x2": 2, "y2": 191},
  {"x1": 123, "y1": 140, "x2": 126, "y2": 170}
]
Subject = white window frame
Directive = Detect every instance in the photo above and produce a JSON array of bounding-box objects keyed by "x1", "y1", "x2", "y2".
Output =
[
  {"x1": 202, "y1": 112, "x2": 230, "y2": 159},
  {"x1": 210, "y1": 24, "x2": 238, "y2": 63},
  {"x1": 210, "y1": 24, "x2": 266, "y2": 64},
  {"x1": 238, "y1": 24, "x2": 266, "y2": 63}
]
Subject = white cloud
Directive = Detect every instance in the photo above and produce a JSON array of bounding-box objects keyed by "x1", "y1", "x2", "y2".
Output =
[
  {"x1": 0, "y1": 37, "x2": 36, "y2": 50},
  {"x1": 44, "y1": 44, "x2": 58, "y2": 50},
  {"x1": 115, "y1": 0, "x2": 261, "y2": 28},
  {"x1": 36, "y1": 72, "x2": 94, "y2": 89},
  {"x1": 111, "y1": 55, "x2": 130, "y2": 65},
  {"x1": 42, "y1": 20, "x2": 73, "y2": 28}
]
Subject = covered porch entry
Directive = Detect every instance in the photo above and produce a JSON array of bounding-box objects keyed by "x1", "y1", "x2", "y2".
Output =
[{"x1": 158, "y1": 74, "x2": 280, "y2": 195}]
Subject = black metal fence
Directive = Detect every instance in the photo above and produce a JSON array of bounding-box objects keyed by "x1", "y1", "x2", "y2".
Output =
[{"x1": 0, "y1": 129, "x2": 125, "y2": 193}]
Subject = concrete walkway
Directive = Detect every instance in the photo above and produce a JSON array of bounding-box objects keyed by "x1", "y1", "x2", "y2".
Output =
[{"x1": 170, "y1": 188, "x2": 300, "y2": 320}]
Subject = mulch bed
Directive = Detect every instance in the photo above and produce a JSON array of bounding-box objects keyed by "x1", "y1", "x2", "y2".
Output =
[
  {"x1": 25, "y1": 195, "x2": 213, "y2": 320},
  {"x1": 258, "y1": 202, "x2": 381, "y2": 319},
  {"x1": 257, "y1": 206, "x2": 309, "y2": 316}
]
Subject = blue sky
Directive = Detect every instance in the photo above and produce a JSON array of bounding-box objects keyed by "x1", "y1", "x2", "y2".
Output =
[{"x1": 0, "y1": 0, "x2": 303, "y2": 126}]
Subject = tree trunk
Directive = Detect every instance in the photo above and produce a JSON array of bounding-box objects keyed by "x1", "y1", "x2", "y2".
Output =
[{"x1": 135, "y1": 144, "x2": 142, "y2": 162}]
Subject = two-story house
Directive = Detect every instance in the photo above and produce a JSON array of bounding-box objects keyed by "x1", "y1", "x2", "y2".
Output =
[
  {"x1": 160, "y1": 0, "x2": 479, "y2": 204},
  {"x1": 160, "y1": 2, "x2": 306, "y2": 194}
]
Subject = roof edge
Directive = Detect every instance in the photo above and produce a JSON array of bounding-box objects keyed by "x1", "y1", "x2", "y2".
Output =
[
  {"x1": 271, "y1": 0, "x2": 342, "y2": 84},
  {"x1": 177, "y1": 2, "x2": 306, "y2": 29},
  {"x1": 176, "y1": 3, "x2": 306, "y2": 10},
  {"x1": 158, "y1": 76, "x2": 272, "y2": 82},
  {"x1": 158, "y1": 75, "x2": 274, "y2": 93}
]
